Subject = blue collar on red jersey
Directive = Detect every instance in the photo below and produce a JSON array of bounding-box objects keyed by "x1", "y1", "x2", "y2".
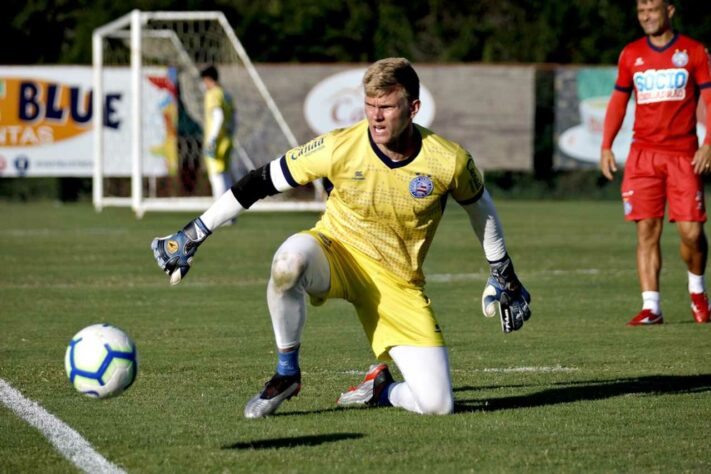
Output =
[{"x1": 646, "y1": 31, "x2": 679, "y2": 53}]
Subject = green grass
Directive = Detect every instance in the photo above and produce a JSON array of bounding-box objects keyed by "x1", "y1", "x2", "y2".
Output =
[{"x1": 1, "y1": 200, "x2": 710, "y2": 473}]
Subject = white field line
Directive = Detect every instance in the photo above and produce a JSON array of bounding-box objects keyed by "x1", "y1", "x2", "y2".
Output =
[
  {"x1": 468, "y1": 365, "x2": 578, "y2": 373},
  {"x1": 7, "y1": 228, "x2": 129, "y2": 237},
  {"x1": 342, "y1": 366, "x2": 577, "y2": 376},
  {"x1": 3, "y1": 268, "x2": 620, "y2": 290},
  {"x1": 0, "y1": 379, "x2": 126, "y2": 474},
  {"x1": 428, "y1": 268, "x2": 602, "y2": 283}
]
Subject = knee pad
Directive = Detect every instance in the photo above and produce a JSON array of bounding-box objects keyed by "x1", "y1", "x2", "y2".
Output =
[{"x1": 270, "y1": 250, "x2": 307, "y2": 292}]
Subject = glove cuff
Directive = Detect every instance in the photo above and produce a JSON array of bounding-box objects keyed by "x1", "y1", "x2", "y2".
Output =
[
  {"x1": 182, "y1": 217, "x2": 212, "y2": 244},
  {"x1": 488, "y1": 254, "x2": 513, "y2": 276},
  {"x1": 487, "y1": 254, "x2": 519, "y2": 291}
]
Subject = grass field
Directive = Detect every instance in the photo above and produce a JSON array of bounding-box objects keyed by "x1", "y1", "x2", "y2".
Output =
[{"x1": 1, "y1": 199, "x2": 710, "y2": 473}]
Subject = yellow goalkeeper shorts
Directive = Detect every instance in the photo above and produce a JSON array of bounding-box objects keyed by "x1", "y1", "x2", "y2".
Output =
[
  {"x1": 204, "y1": 138, "x2": 232, "y2": 175},
  {"x1": 304, "y1": 230, "x2": 445, "y2": 360}
]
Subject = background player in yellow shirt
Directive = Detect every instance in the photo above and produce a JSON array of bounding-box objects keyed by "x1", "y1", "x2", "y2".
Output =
[
  {"x1": 201, "y1": 65, "x2": 236, "y2": 200},
  {"x1": 152, "y1": 58, "x2": 531, "y2": 417}
]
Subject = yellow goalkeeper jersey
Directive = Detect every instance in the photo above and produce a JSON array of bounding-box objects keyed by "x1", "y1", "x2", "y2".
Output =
[
  {"x1": 281, "y1": 119, "x2": 484, "y2": 287},
  {"x1": 204, "y1": 86, "x2": 235, "y2": 143}
]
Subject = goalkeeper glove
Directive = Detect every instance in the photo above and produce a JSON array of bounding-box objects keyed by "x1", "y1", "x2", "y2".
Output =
[
  {"x1": 151, "y1": 218, "x2": 211, "y2": 285},
  {"x1": 481, "y1": 255, "x2": 531, "y2": 333}
]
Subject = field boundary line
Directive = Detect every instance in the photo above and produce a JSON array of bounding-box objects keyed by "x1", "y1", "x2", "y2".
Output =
[
  {"x1": 0, "y1": 378, "x2": 126, "y2": 474},
  {"x1": 428, "y1": 269, "x2": 603, "y2": 283},
  {"x1": 451, "y1": 365, "x2": 578, "y2": 374}
]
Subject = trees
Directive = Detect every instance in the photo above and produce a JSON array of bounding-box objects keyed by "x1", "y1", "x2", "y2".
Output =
[{"x1": 1, "y1": 0, "x2": 708, "y2": 65}]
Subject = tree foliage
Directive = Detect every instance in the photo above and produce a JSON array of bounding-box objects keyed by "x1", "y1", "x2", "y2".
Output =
[{"x1": 2, "y1": 0, "x2": 710, "y2": 65}]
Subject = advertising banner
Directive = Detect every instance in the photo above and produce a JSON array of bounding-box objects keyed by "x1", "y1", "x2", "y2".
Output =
[
  {"x1": 260, "y1": 64, "x2": 536, "y2": 171},
  {"x1": 1, "y1": 64, "x2": 536, "y2": 176},
  {"x1": 0, "y1": 66, "x2": 174, "y2": 177}
]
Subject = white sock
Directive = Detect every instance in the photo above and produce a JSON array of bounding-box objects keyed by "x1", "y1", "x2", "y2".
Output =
[
  {"x1": 642, "y1": 291, "x2": 660, "y2": 314},
  {"x1": 199, "y1": 190, "x2": 244, "y2": 231},
  {"x1": 688, "y1": 272, "x2": 705, "y2": 294}
]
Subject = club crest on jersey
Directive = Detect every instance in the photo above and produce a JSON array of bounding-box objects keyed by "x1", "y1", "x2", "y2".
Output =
[
  {"x1": 672, "y1": 49, "x2": 689, "y2": 67},
  {"x1": 409, "y1": 175, "x2": 433, "y2": 198}
]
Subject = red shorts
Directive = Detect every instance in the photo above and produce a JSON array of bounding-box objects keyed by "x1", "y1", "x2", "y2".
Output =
[{"x1": 621, "y1": 147, "x2": 706, "y2": 222}]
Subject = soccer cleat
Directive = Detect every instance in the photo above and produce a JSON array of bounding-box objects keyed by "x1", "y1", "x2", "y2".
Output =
[
  {"x1": 337, "y1": 363, "x2": 394, "y2": 407},
  {"x1": 243, "y1": 373, "x2": 301, "y2": 419},
  {"x1": 690, "y1": 292, "x2": 710, "y2": 323},
  {"x1": 151, "y1": 218, "x2": 211, "y2": 285},
  {"x1": 626, "y1": 309, "x2": 664, "y2": 326}
]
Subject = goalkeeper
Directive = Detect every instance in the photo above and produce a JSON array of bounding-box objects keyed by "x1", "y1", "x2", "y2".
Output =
[
  {"x1": 200, "y1": 65, "x2": 236, "y2": 199},
  {"x1": 152, "y1": 58, "x2": 531, "y2": 417}
]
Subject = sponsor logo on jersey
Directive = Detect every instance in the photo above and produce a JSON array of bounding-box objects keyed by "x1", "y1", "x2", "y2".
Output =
[
  {"x1": 634, "y1": 57, "x2": 645, "y2": 66},
  {"x1": 352, "y1": 170, "x2": 365, "y2": 180},
  {"x1": 633, "y1": 68, "x2": 688, "y2": 104},
  {"x1": 289, "y1": 137, "x2": 324, "y2": 160},
  {"x1": 409, "y1": 174, "x2": 433, "y2": 198},
  {"x1": 671, "y1": 49, "x2": 689, "y2": 67}
]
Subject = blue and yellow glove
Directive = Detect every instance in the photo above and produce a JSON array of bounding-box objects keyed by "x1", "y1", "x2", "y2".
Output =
[
  {"x1": 482, "y1": 255, "x2": 531, "y2": 333},
  {"x1": 151, "y1": 218, "x2": 211, "y2": 285}
]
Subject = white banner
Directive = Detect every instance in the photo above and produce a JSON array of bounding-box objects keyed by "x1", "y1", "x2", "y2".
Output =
[{"x1": 0, "y1": 66, "x2": 173, "y2": 177}]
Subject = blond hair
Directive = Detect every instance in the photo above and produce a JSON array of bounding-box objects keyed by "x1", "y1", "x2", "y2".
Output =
[{"x1": 363, "y1": 57, "x2": 420, "y2": 101}]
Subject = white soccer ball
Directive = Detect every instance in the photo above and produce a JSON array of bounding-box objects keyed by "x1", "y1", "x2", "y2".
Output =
[{"x1": 64, "y1": 323, "x2": 138, "y2": 399}]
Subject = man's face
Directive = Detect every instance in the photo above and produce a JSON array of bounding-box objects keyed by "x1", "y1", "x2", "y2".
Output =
[
  {"x1": 364, "y1": 88, "x2": 420, "y2": 147},
  {"x1": 202, "y1": 77, "x2": 216, "y2": 90},
  {"x1": 637, "y1": 0, "x2": 674, "y2": 36}
]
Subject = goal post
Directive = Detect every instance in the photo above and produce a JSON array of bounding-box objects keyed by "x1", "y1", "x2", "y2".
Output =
[{"x1": 92, "y1": 10, "x2": 325, "y2": 216}]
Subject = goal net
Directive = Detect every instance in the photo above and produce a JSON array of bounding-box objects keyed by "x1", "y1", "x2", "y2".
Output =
[{"x1": 92, "y1": 10, "x2": 324, "y2": 215}]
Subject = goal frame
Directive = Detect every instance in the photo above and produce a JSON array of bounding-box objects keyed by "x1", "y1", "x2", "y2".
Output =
[{"x1": 92, "y1": 10, "x2": 325, "y2": 216}]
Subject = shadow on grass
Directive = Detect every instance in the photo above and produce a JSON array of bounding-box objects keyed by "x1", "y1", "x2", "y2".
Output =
[
  {"x1": 454, "y1": 374, "x2": 711, "y2": 413},
  {"x1": 222, "y1": 432, "x2": 364, "y2": 450}
]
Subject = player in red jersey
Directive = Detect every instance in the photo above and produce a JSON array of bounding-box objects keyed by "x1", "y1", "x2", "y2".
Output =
[{"x1": 600, "y1": 0, "x2": 711, "y2": 325}]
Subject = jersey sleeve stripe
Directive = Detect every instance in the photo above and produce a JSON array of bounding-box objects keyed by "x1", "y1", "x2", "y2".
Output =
[
  {"x1": 455, "y1": 185, "x2": 485, "y2": 206},
  {"x1": 270, "y1": 158, "x2": 295, "y2": 192},
  {"x1": 614, "y1": 84, "x2": 633, "y2": 93},
  {"x1": 278, "y1": 156, "x2": 299, "y2": 189},
  {"x1": 700, "y1": 82, "x2": 711, "y2": 90}
]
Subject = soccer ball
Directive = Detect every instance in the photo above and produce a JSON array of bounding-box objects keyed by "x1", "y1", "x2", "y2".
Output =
[{"x1": 65, "y1": 323, "x2": 138, "y2": 399}]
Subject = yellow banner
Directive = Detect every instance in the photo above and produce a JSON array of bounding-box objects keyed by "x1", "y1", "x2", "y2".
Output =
[{"x1": 0, "y1": 77, "x2": 92, "y2": 147}]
